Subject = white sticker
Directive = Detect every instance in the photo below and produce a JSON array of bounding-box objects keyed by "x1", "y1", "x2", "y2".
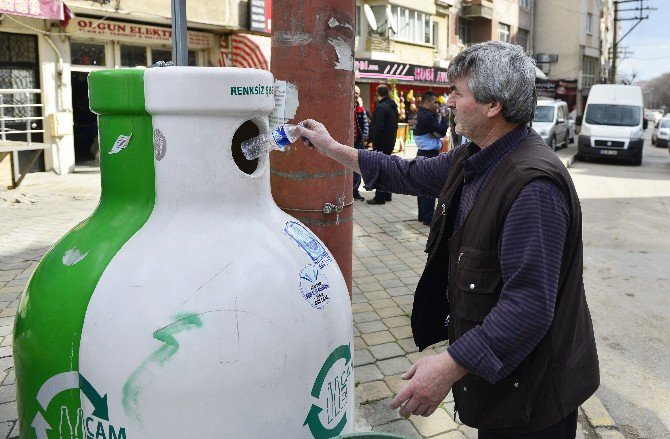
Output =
[
  {"x1": 269, "y1": 80, "x2": 287, "y2": 129},
  {"x1": 109, "y1": 134, "x2": 132, "y2": 155},
  {"x1": 299, "y1": 264, "x2": 331, "y2": 309},
  {"x1": 284, "y1": 221, "x2": 332, "y2": 269}
]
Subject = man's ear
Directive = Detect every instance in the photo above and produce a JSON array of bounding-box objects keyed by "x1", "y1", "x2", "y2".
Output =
[{"x1": 487, "y1": 101, "x2": 503, "y2": 118}]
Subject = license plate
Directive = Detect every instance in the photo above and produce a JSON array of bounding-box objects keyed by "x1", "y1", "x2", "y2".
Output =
[{"x1": 599, "y1": 149, "x2": 618, "y2": 156}]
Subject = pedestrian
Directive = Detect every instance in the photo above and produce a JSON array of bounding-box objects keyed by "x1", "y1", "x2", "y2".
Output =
[
  {"x1": 296, "y1": 41, "x2": 599, "y2": 438},
  {"x1": 353, "y1": 86, "x2": 369, "y2": 201},
  {"x1": 414, "y1": 91, "x2": 448, "y2": 225},
  {"x1": 366, "y1": 84, "x2": 399, "y2": 205}
]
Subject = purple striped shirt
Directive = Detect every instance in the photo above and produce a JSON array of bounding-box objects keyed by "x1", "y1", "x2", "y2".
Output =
[{"x1": 358, "y1": 125, "x2": 569, "y2": 383}]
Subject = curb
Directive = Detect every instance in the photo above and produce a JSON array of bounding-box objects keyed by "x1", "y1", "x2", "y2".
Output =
[{"x1": 581, "y1": 395, "x2": 625, "y2": 439}]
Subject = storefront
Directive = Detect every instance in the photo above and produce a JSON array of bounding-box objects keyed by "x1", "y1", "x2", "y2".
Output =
[
  {"x1": 64, "y1": 17, "x2": 217, "y2": 163},
  {"x1": 536, "y1": 79, "x2": 578, "y2": 112}
]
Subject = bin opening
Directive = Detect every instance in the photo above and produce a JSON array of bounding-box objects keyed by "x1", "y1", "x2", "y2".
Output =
[{"x1": 231, "y1": 120, "x2": 260, "y2": 175}]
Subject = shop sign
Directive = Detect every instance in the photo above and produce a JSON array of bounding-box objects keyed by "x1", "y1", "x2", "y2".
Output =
[
  {"x1": 66, "y1": 18, "x2": 213, "y2": 48},
  {"x1": 355, "y1": 58, "x2": 449, "y2": 84},
  {"x1": 0, "y1": 0, "x2": 65, "y2": 20},
  {"x1": 249, "y1": 0, "x2": 272, "y2": 34}
]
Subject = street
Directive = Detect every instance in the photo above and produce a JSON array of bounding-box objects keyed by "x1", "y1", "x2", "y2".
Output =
[
  {"x1": 0, "y1": 132, "x2": 669, "y2": 438},
  {"x1": 570, "y1": 133, "x2": 670, "y2": 439}
]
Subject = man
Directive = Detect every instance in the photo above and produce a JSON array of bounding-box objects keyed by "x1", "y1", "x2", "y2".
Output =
[
  {"x1": 353, "y1": 86, "x2": 369, "y2": 201},
  {"x1": 297, "y1": 41, "x2": 599, "y2": 438},
  {"x1": 414, "y1": 91, "x2": 448, "y2": 225},
  {"x1": 367, "y1": 84, "x2": 399, "y2": 205}
]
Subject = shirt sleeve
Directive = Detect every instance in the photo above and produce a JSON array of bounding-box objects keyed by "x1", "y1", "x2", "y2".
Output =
[
  {"x1": 358, "y1": 148, "x2": 456, "y2": 198},
  {"x1": 447, "y1": 178, "x2": 569, "y2": 383}
]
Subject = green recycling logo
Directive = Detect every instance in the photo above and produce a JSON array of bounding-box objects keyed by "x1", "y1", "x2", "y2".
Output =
[
  {"x1": 33, "y1": 372, "x2": 125, "y2": 439},
  {"x1": 304, "y1": 344, "x2": 352, "y2": 439}
]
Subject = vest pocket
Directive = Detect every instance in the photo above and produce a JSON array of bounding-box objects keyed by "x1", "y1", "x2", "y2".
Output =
[
  {"x1": 455, "y1": 373, "x2": 531, "y2": 428},
  {"x1": 452, "y1": 253, "x2": 502, "y2": 322}
]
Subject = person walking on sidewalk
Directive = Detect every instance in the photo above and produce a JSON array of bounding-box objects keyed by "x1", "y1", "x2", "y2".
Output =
[
  {"x1": 353, "y1": 86, "x2": 369, "y2": 201},
  {"x1": 414, "y1": 91, "x2": 448, "y2": 225},
  {"x1": 296, "y1": 40, "x2": 599, "y2": 439},
  {"x1": 367, "y1": 84, "x2": 398, "y2": 205}
]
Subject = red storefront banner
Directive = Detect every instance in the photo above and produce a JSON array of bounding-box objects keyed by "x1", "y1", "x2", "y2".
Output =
[{"x1": 0, "y1": 0, "x2": 66, "y2": 20}]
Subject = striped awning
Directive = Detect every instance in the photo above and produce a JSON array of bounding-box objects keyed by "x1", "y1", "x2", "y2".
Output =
[
  {"x1": 219, "y1": 33, "x2": 270, "y2": 71},
  {"x1": 0, "y1": 0, "x2": 67, "y2": 20}
]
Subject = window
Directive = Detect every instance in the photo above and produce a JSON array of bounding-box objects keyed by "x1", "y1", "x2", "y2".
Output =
[
  {"x1": 585, "y1": 104, "x2": 641, "y2": 127},
  {"x1": 372, "y1": 6, "x2": 433, "y2": 44},
  {"x1": 517, "y1": 29, "x2": 529, "y2": 52},
  {"x1": 586, "y1": 13, "x2": 593, "y2": 35},
  {"x1": 458, "y1": 18, "x2": 472, "y2": 45},
  {"x1": 120, "y1": 45, "x2": 147, "y2": 67},
  {"x1": 71, "y1": 42, "x2": 106, "y2": 66},
  {"x1": 519, "y1": 0, "x2": 530, "y2": 8},
  {"x1": 498, "y1": 23, "x2": 511, "y2": 43}
]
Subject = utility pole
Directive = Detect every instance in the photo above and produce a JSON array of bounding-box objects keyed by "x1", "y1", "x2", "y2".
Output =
[
  {"x1": 609, "y1": 0, "x2": 654, "y2": 83},
  {"x1": 271, "y1": 0, "x2": 355, "y2": 294}
]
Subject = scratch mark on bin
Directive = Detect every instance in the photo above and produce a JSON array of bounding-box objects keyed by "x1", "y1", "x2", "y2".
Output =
[
  {"x1": 62, "y1": 248, "x2": 88, "y2": 266},
  {"x1": 178, "y1": 260, "x2": 234, "y2": 308}
]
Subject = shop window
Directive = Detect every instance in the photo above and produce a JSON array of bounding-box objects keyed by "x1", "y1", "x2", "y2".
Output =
[
  {"x1": 71, "y1": 42, "x2": 106, "y2": 66},
  {"x1": 150, "y1": 49, "x2": 198, "y2": 66},
  {"x1": 498, "y1": 23, "x2": 511, "y2": 43},
  {"x1": 120, "y1": 45, "x2": 147, "y2": 67},
  {"x1": 458, "y1": 18, "x2": 472, "y2": 45},
  {"x1": 517, "y1": 29, "x2": 529, "y2": 53}
]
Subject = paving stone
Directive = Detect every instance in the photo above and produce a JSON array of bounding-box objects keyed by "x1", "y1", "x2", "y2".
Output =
[
  {"x1": 0, "y1": 347, "x2": 11, "y2": 359},
  {"x1": 357, "y1": 321, "x2": 388, "y2": 334},
  {"x1": 384, "y1": 374, "x2": 407, "y2": 394},
  {"x1": 373, "y1": 272, "x2": 398, "y2": 281},
  {"x1": 370, "y1": 298, "x2": 397, "y2": 310},
  {"x1": 355, "y1": 364, "x2": 384, "y2": 383},
  {"x1": 382, "y1": 316, "x2": 411, "y2": 328},
  {"x1": 595, "y1": 428, "x2": 626, "y2": 439},
  {"x1": 581, "y1": 395, "x2": 616, "y2": 427},
  {"x1": 362, "y1": 331, "x2": 395, "y2": 346},
  {"x1": 372, "y1": 419, "x2": 419, "y2": 436},
  {"x1": 352, "y1": 302, "x2": 373, "y2": 313},
  {"x1": 389, "y1": 325, "x2": 413, "y2": 340},
  {"x1": 364, "y1": 290, "x2": 391, "y2": 301},
  {"x1": 380, "y1": 279, "x2": 405, "y2": 289},
  {"x1": 359, "y1": 397, "x2": 403, "y2": 427},
  {"x1": 459, "y1": 424, "x2": 478, "y2": 439},
  {"x1": 368, "y1": 266, "x2": 393, "y2": 275},
  {"x1": 355, "y1": 349, "x2": 375, "y2": 367},
  {"x1": 369, "y1": 342, "x2": 405, "y2": 360},
  {"x1": 407, "y1": 348, "x2": 437, "y2": 364},
  {"x1": 377, "y1": 356, "x2": 412, "y2": 376},
  {"x1": 0, "y1": 337, "x2": 12, "y2": 347},
  {"x1": 358, "y1": 282, "x2": 384, "y2": 293},
  {"x1": 397, "y1": 337, "x2": 420, "y2": 354},
  {"x1": 393, "y1": 294, "x2": 415, "y2": 305},
  {"x1": 351, "y1": 293, "x2": 367, "y2": 304},
  {"x1": 434, "y1": 430, "x2": 468, "y2": 438},
  {"x1": 0, "y1": 385, "x2": 16, "y2": 405},
  {"x1": 0, "y1": 400, "x2": 17, "y2": 422},
  {"x1": 0, "y1": 421, "x2": 13, "y2": 439},
  {"x1": 410, "y1": 406, "x2": 460, "y2": 436},
  {"x1": 3, "y1": 370, "x2": 15, "y2": 386},
  {"x1": 353, "y1": 311, "x2": 380, "y2": 324},
  {"x1": 354, "y1": 336, "x2": 367, "y2": 350},
  {"x1": 376, "y1": 306, "x2": 405, "y2": 319},
  {"x1": 0, "y1": 308, "x2": 16, "y2": 318},
  {"x1": 358, "y1": 380, "x2": 393, "y2": 403},
  {"x1": 3, "y1": 280, "x2": 25, "y2": 288}
]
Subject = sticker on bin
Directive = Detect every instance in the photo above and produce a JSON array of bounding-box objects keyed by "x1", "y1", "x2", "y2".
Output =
[{"x1": 284, "y1": 221, "x2": 332, "y2": 268}]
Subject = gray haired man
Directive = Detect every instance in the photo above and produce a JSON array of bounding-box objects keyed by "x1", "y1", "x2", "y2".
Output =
[{"x1": 297, "y1": 41, "x2": 599, "y2": 438}]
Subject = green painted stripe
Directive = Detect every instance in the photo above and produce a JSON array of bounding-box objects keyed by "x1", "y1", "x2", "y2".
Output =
[{"x1": 13, "y1": 69, "x2": 156, "y2": 438}]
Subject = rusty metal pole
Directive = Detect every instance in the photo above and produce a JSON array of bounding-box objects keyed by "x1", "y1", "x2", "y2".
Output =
[{"x1": 270, "y1": 0, "x2": 355, "y2": 295}]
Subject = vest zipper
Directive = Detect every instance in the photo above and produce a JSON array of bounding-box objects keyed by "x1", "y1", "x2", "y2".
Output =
[{"x1": 457, "y1": 252, "x2": 463, "y2": 264}]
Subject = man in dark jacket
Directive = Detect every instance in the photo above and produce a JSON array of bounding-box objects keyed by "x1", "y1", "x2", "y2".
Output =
[
  {"x1": 353, "y1": 86, "x2": 369, "y2": 201},
  {"x1": 367, "y1": 84, "x2": 398, "y2": 204},
  {"x1": 296, "y1": 41, "x2": 599, "y2": 438},
  {"x1": 414, "y1": 91, "x2": 448, "y2": 224}
]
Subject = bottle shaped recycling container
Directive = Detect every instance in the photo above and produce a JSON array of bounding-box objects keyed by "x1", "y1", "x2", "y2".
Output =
[
  {"x1": 75, "y1": 67, "x2": 354, "y2": 438},
  {"x1": 13, "y1": 69, "x2": 156, "y2": 438}
]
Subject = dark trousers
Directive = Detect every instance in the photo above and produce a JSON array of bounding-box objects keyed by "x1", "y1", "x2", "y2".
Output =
[
  {"x1": 478, "y1": 410, "x2": 578, "y2": 439},
  {"x1": 373, "y1": 144, "x2": 394, "y2": 202},
  {"x1": 416, "y1": 148, "x2": 439, "y2": 222},
  {"x1": 353, "y1": 139, "x2": 364, "y2": 196}
]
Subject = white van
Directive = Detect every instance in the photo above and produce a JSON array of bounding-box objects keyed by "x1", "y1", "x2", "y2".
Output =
[{"x1": 577, "y1": 84, "x2": 647, "y2": 165}]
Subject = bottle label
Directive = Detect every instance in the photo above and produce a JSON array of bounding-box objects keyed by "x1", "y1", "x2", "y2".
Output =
[{"x1": 271, "y1": 125, "x2": 291, "y2": 148}]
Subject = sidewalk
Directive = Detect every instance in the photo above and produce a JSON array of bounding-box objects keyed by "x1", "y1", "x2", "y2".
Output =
[{"x1": 0, "y1": 143, "x2": 622, "y2": 438}]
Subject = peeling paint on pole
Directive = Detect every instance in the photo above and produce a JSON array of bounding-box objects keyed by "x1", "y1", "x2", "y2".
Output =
[{"x1": 328, "y1": 37, "x2": 353, "y2": 71}]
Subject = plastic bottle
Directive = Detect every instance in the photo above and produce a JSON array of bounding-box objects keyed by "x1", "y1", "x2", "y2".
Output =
[{"x1": 241, "y1": 123, "x2": 302, "y2": 160}]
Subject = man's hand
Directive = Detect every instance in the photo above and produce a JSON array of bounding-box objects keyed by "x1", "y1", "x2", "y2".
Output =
[{"x1": 390, "y1": 351, "x2": 468, "y2": 418}]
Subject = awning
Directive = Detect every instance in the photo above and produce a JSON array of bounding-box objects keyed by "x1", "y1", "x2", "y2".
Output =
[
  {"x1": 0, "y1": 0, "x2": 67, "y2": 20},
  {"x1": 219, "y1": 33, "x2": 270, "y2": 71}
]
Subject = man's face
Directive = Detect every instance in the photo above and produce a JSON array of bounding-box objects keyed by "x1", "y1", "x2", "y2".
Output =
[
  {"x1": 424, "y1": 96, "x2": 439, "y2": 112},
  {"x1": 447, "y1": 77, "x2": 490, "y2": 140}
]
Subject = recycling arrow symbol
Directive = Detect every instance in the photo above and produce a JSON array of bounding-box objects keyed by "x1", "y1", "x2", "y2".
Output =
[
  {"x1": 33, "y1": 371, "x2": 109, "y2": 436},
  {"x1": 303, "y1": 344, "x2": 351, "y2": 439}
]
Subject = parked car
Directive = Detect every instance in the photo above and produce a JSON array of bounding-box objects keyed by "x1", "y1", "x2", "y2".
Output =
[
  {"x1": 532, "y1": 99, "x2": 570, "y2": 150},
  {"x1": 652, "y1": 117, "x2": 670, "y2": 147},
  {"x1": 577, "y1": 84, "x2": 647, "y2": 166}
]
